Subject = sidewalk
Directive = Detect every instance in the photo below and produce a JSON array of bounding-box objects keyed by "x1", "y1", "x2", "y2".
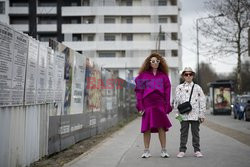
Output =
[
  {"x1": 205, "y1": 113, "x2": 250, "y2": 135},
  {"x1": 64, "y1": 113, "x2": 250, "y2": 167}
]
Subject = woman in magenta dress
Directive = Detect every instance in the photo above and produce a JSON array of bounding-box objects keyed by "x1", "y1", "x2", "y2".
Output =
[{"x1": 134, "y1": 53, "x2": 172, "y2": 158}]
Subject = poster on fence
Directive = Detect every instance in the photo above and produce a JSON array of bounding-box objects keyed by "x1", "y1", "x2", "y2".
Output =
[
  {"x1": 25, "y1": 37, "x2": 39, "y2": 105},
  {"x1": 49, "y1": 39, "x2": 82, "y2": 115},
  {"x1": 46, "y1": 47, "x2": 55, "y2": 103},
  {"x1": 70, "y1": 52, "x2": 85, "y2": 114},
  {"x1": 36, "y1": 44, "x2": 47, "y2": 104},
  {"x1": 54, "y1": 51, "x2": 65, "y2": 103},
  {"x1": 63, "y1": 47, "x2": 73, "y2": 115},
  {"x1": 11, "y1": 31, "x2": 28, "y2": 106},
  {"x1": 0, "y1": 23, "x2": 14, "y2": 107},
  {"x1": 85, "y1": 60, "x2": 101, "y2": 112}
]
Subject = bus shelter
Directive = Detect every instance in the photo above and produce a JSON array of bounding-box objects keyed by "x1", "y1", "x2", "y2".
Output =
[{"x1": 208, "y1": 80, "x2": 233, "y2": 115}]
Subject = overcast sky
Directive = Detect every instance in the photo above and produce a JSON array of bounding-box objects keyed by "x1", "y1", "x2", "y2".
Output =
[{"x1": 180, "y1": 0, "x2": 238, "y2": 74}]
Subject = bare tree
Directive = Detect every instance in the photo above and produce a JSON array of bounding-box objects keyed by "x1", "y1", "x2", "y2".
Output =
[
  {"x1": 199, "y1": 0, "x2": 250, "y2": 93},
  {"x1": 198, "y1": 62, "x2": 219, "y2": 94}
]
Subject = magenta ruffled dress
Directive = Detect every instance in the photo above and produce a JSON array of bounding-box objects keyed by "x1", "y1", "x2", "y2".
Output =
[{"x1": 134, "y1": 70, "x2": 172, "y2": 133}]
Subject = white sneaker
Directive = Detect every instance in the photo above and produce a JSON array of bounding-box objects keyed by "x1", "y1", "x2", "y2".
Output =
[
  {"x1": 161, "y1": 150, "x2": 170, "y2": 158},
  {"x1": 177, "y1": 152, "x2": 185, "y2": 158},
  {"x1": 194, "y1": 151, "x2": 203, "y2": 158},
  {"x1": 141, "y1": 150, "x2": 151, "y2": 158}
]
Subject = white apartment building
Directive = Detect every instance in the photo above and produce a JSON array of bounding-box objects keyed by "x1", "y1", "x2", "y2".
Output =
[{"x1": 0, "y1": 0, "x2": 182, "y2": 94}]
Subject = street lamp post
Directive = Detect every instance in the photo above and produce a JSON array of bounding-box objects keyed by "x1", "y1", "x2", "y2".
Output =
[{"x1": 196, "y1": 14, "x2": 224, "y2": 84}]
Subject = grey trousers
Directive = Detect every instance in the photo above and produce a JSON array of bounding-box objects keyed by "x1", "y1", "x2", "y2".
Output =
[{"x1": 179, "y1": 120, "x2": 200, "y2": 152}]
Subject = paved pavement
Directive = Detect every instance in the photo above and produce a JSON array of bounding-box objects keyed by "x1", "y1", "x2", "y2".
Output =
[{"x1": 64, "y1": 112, "x2": 250, "y2": 167}]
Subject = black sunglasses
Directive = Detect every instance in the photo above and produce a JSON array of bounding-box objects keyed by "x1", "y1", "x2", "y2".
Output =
[{"x1": 184, "y1": 73, "x2": 193, "y2": 77}]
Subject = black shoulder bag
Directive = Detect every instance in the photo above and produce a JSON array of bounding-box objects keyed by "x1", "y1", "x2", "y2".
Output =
[{"x1": 177, "y1": 84, "x2": 195, "y2": 114}]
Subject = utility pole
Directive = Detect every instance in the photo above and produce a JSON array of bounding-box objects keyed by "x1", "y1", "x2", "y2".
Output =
[
  {"x1": 155, "y1": 25, "x2": 162, "y2": 52},
  {"x1": 248, "y1": 28, "x2": 250, "y2": 57},
  {"x1": 196, "y1": 19, "x2": 200, "y2": 84},
  {"x1": 158, "y1": 25, "x2": 162, "y2": 52}
]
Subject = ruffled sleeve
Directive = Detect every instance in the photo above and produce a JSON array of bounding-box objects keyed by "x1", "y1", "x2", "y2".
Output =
[
  {"x1": 164, "y1": 74, "x2": 172, "y2": 114},
  {"x1": 134, "y1": 74, "x2": 145, "y2": 111}
]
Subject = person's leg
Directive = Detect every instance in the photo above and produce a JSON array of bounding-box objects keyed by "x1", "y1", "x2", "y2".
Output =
[
  {"x1": 143, "y1": 130, "x2": 151, "y2": 149},
  {"x1": 142, "y1": 130, "x2": 151, "y2": 158},
  {"x1": 158, "y1": 128, "x2": 169, "y2": 157},
  {"x1": 179, "y1": 121, "x2": 190, "y2": 152},
  {"x1": 191, "y1": 121, "x2": 200, "y2": 152},
  {"x1": 158, "y1": 128, "x2": 166, "y2": 149}
]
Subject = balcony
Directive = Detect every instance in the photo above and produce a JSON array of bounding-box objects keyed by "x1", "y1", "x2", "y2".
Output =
[
  {"x1": 62, "y1": 6, "x2": 178, "y2": 16},
  {"x1": 10, "y1": 24, "x2": 29, "y2": 32},
  {"x1": 9, "y1": 7, "x2": 28, "y2": 14},
  {"x1": 62, "y1": 41, "x2": 178, "y2": 51},
  {"x1": 37, "y1": 24, "x2": 57, "y2": 32},
  {"x1": 62, "y1": 23, "x2": 178, "y2": 33},
  {"x1": 9, "y1": 7, "x2": 57, "y2": 15},
  {"x1": 37, "y1": 7, "x2": 57, "y2": 15},
  {"x1": 92, "y1": 57, "x2": 180, "y2": 69}
]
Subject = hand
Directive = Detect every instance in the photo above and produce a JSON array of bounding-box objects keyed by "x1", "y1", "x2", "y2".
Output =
[
  {"x1": 138, "y1": 110, "x2": 145, "y2": 116},
  {"x1": 165, "y1": 106, "x2": 172, "y2": 114},
  {"x1": 170, "y1": 105, "x2": 173, "y2": 112},
  {"x1": 199, "y1": 118, "x2": 205, "y2": 123}
]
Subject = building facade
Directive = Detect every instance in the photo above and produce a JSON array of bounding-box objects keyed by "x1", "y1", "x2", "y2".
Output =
[{"x1": 0, "y1": 0, "x2": 182, "y2": 96}]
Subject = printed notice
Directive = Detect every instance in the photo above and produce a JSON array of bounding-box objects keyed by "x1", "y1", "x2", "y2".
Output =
[
  {"x1": 25, "y1": 37, "x2": 39, "y2": 105},
  {"x1": 11, "y1": 31, "x2": 28, "y2": 105},
  {"x1": 54, "y1": 51, "x2": 65, "y2": 102},
  {"x1": 71, "y1": 53, "x2": 85, "y2": 114},
  {"x1": 0, "y1": 23, "x2": 14, "y2": 107},
  {"x1": 46, "y1": 48, "x2": 55, "y2": 103},
  {"x1": 36, "y1": 44, "x2": 47, "y2": 104}
]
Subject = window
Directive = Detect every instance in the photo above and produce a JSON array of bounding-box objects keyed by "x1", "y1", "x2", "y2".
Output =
[
  {"x1": 158, "y1": 50, "x2": 165, "y2": 57},
  {"x1": 82, "y1": 34, "x2": 95, "y2": 41},
  {"x1": 125, "y1": 16, "x2": 133, "y2": 23},
  {"x1": 170, "y1": 0, "x2": 177, "y2": 6},
  {"x1": 121, "y1": 16, "x2": 133, "y2": 24},
  {"x1": 120, "y1": 0, "x2": 132, "y2": 6},
  {"x1": 63, "y1": 17, "x2": 81, "y2": 24},
  {"x1": 10, "y1": 0, "x2": 28, "y2": 7},
  {"x1": 123, "y1": 34, "x2": 133, "y2": 41},
  {"x1": 159, "y1": 33, "x2": 165, "y2": 40},
  {"x1": 170, "y1": 15, "x2": 177, "y2": 23},
  {"x1": 38, "y1": 33, "x2": 57, "y2": 42},
  {"x1": 126, "y1": 0, "x2": 132, "y2": 6},
  {"x1": 99, "y1": 51, "x2": 116, "y2": 57},
  {"x1": 82, "y1": 16, "x2": 94, "y2": 24},
  {"x1": 10, "y1": 16, "x2": 29, "y2": 24},
  {"x1": 73, "y1": 34, "x2": 81, "y2": 41},
  {"x1": 38, "y1": 16, "x2": 57, "y2": 24},
  {"x1": 158, "y1": 16, "x2": 168, "y2": 23},
  {"x1": 87, "y1": 35, "x2": 94, "y2": 41},
  {"x1": 104, "y1": 17, "x2": 116, "y2": 24},
  {"x1": 171, "y1": 32, "x2": 178, "y2": 40},
  {"x1": 82, "y1": 0, "x2": 90, "y2": 6},
  {"x1": 104, "y1": 34, "x2": 116, "y2": 41},
  {"x1": 158, "y1": 0, "x2": 167, "y2": 6},
  {"x1": 0, "y1": 1, "x2": 5, "y2": 14},
  {"x1": 63, "y1": 0, "x2": 81, "y2": 6},
  {"x1": 38, "y1": 0, "x2": 57, "y2": 7},
  {"x1": 171, "y1": 50, "x2": 178, "y2": 57}
]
